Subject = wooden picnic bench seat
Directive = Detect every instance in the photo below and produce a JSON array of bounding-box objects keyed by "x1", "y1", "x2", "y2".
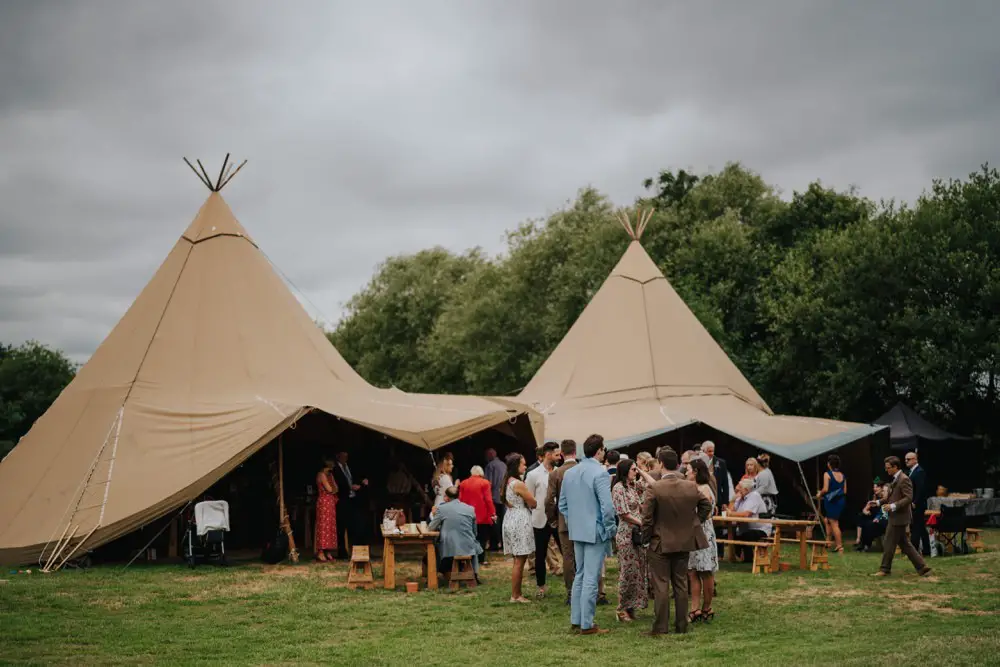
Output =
[{"x1": 717, "y1": 539, "x2": 773, "y2": 574}]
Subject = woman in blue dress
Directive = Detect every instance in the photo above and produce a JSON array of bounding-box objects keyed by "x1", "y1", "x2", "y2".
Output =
[{"x1": 817, "y1": 454, "x2": 847, "y2": 552}]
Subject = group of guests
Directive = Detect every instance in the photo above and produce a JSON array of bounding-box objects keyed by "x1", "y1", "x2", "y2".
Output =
[{"x1": 313, "y1": 451, "x2": 370, "y2": 562}]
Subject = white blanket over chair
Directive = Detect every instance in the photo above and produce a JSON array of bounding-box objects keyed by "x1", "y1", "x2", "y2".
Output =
[{"x1": 194, "y1": 500, "x2": 230, "y2": 536}]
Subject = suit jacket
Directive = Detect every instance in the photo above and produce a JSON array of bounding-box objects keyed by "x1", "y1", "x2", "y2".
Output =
[
  {"x1": 429, "y1": 499, "x2": 483, "y2": 559},
  {"x1": 885, "y1": 472, "x2": 914, "y2": 526},
  {"x1": 907, "y1": 465, "x2": 928, "y2": 513},
  {"x1": 545, "y1": 459, "x2": 578, "y2": 532},
  {"x1": 641, "y1": 471, "x2": 713, "y2": 554},
  {"x1": 708, "y1": 456, "x2": 730, "y2": 507},
  {"x1": 558, "y1": 457, "x2": 617, "y2": 544},
  {"x1": 332, "y1": 463, "x2": 356, "y2": 505},
  {"x1": 458, "y1": 476, "x2": 496, "y2": 525}
]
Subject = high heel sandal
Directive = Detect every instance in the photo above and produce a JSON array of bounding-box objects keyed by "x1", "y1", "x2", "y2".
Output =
[
  {"x1": 688, "y1": 609, "x2": 703, "y2": 623},
  {"x1": 701, "y1": 608, "x2": 715, "y2": 623},
  {"x1": 616, "y1": 611, "x2": 633, "y2": 623}
]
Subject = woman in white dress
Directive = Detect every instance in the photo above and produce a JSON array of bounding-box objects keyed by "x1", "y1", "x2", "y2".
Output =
[
  {"x1": 501, "y1": 452, "x2": 536, "y2": 603},
  {"x1": 686, "y1": 458, "x2": 718, "y2": 623},
  {"x1": 432, "y1": 453, "x2": 455, "y2": 507}
]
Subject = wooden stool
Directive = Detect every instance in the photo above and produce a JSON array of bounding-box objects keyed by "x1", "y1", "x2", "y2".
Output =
[
  {"x1": 751, "y1": 544, "x2": 772, "y2": 574},
  {"x1": 810, "y1": 543, "x2": 830, "y2": 571},
  {"x1": 449, "y1": 556, "x2": 477, "y2": 590},
  {"x1": 347, "y1": 545, "x2": 374, "y2": 590}
]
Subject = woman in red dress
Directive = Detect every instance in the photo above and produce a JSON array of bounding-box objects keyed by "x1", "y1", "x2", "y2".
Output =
[{"x1": 315, "y1": 459, "x2": 339, "y2": 562}]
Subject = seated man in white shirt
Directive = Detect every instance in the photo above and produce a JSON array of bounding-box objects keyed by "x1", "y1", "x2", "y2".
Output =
[{"x1": 728, "y1": 478, "x2": 772, "y2": 562}]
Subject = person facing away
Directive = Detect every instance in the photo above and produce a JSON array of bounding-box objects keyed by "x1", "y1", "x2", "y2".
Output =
[
  {"x1": 640, "y1": 446, "x2": 712, "y2": 636},
  {"x1": 559, "y1": 434, "x2": 617, "y2": 635},
  {"x1": 429, "y1": 486, "x2": 483, "y2": 582},
  {"x1": 876, "y1": 456, "x2": 932, "y2": 578},
  {"x1": 484, "y1": 447, "x2": 507, "y2": 551},
  {"x1": 905, "y1": 451, "x2": 930, "y2": 556},
  {"x1": 458, "y1": 466, "x2": 497, "y2": 562},
  {"x1": 545, "y1": 439, "x2": 579, "y2": 605}
]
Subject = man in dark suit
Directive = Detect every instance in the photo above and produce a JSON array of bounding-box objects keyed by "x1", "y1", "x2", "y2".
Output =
[
  {"x1": 332, "y1": 450, "x2": 368, "y2": 559},
  {"x1": 641, "y1": 447, "x2": 713, "y2": 636},
  {"x1": 905, "y1": 451, "x2": 930, "y2": 555},
  {"x1": 877, "y1": 456, "x2": 932, "y2": 577},
  {"x1": 702, "y1": 441, "x2": 729, "y2": 509}
]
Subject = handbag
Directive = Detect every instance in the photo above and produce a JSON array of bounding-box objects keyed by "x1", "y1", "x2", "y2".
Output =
[
  {"x1": 631, "y1": 525, "x2": 644, "y2": 547},
  {"x1": 824, "y1": 487, "x2": 844, "y2": 503}
]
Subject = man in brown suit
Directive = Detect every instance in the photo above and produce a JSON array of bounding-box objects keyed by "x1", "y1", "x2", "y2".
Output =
[
  {"x1": 877, "y1": 456, "x2": 932, "y2": 577},
  {"x1": 546, "y1": 439, "x2": 579, "y2": 605},
  {"x1": 641, "y1": 447, "x2": 713, "y2": 635}
]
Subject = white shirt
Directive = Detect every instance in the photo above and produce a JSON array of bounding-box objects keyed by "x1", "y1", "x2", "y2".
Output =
[
  {"x1": 524, "y1": 464, "x2": 551, "y2": 529},
  {"x1": 735, "y1": 491, "x2": 772, "y2": 536},
  {"x1": 433, "y1": 474, "x2": 454, "y2": 507}
]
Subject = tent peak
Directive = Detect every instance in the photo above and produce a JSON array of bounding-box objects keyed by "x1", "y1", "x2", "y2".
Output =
[
  {"x1": 183, "y1": 154, "x2": 247, "y2": 192},
  {"x1": 615, "y1": 207, "x2": 654, "y2": 241}
]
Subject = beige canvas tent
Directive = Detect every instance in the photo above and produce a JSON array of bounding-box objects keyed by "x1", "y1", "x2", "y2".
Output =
[
  {"x1": 0, "y1": 163, "x2": 541, "y2": 566},
  {"x1": 517, "y1": 211, "x2": 885, "y2": 462}
]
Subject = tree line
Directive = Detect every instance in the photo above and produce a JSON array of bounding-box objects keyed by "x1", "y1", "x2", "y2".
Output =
[{"x1": 330, "y1": 163, "x2": 999, "y2": 459}]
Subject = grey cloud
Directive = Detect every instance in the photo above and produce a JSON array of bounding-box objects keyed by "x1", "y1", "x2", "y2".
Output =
[{"x1": 1, "y1": 0, "x2": 998, "y2": 363}]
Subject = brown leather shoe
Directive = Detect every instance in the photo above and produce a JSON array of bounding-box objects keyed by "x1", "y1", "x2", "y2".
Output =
[
  {"x1": 873, "y1": 571, "x2": 890, "y2": 577},
  {"x1": 580, "y1": 625, "x2": 609, "y2": 635},
  {"x1": 918, "y1": 567, "x2": 933, "y2": 577}
]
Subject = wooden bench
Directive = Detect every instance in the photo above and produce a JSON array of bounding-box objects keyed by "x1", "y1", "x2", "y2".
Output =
[
  {"x1": 346, "y1": 545, "x2": 374, "y2": 590},
  {"x1": 717, "y1": 539, "x2": 773, "y2": 574},
  {"x1": 779, "y1": 538, "x2": 832, "y2": 571},
  {"x1": 967, "y1": 528, "x2": 986, "y2": 552},
  {"x1": 447, "y1": 555, "x2": 477, "y2": 590}
]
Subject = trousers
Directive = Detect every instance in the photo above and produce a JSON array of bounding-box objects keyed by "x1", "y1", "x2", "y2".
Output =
[
  {"x1": 647, "y1": 550, "x2": 690, "y2": 634},
  {"x1": 880, "y1": 522, "x2": 927, "y2": 573},
  {"x1": 533, "y1": 525, "x2": 556, "y2": 587},
  {"x1": 570, "y1": 540, "x2": 607, "y2": 630}
]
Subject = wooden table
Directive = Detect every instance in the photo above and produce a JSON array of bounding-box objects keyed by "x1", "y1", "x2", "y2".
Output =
[
  {"x1": 381, "y1": 525, "x2": 440, "y2": 591},
  {"x1": 714, "y1": 515, "x2": 820, "y2": 571}
]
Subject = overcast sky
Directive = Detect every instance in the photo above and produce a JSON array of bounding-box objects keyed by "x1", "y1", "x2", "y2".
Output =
[{"x1": 1, "y1": 1, "x2": 998, "y2": 363}]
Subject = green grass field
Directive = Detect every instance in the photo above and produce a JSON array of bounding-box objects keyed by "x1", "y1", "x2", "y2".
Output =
[{"x1": 2, "y1": 532, "x2": 999, "y2": 666}]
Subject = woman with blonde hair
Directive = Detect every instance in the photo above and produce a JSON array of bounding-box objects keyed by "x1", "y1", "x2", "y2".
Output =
[
  {"x1": 754, "y1": 453, "x2": 779, "y2": 515},
  {"x1": 432, "y1": 452, "x2": 456, "y2": 507},
  {"x1": 741, "y1": 457, "x2": 760, "y2": 485}
]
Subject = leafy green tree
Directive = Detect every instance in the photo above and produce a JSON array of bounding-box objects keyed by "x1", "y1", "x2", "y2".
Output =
[{"x1": 0, "y1": 341, "x2": 76, "y2": 454}]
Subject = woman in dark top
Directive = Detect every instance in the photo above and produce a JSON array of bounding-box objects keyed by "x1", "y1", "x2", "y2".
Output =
[{"x1": 817, "y1": 454, "x2": 847, "y2": 552}]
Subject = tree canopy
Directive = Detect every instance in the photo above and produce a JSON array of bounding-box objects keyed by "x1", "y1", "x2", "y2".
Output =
[
  {"x1": 330, "y1": 163, "x2": 1000, "y2": 453},
  {"x1": 0, "y1": 341, "x2": 76, "y2": 459}
]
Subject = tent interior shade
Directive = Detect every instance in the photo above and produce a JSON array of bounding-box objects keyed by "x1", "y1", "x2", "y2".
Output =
[
  {"x1": 0, "y1": 175, "x2": 540, "y2": 566},
  {"x1": 517, "y1": 223, "x2": 886, "y2": 463}
]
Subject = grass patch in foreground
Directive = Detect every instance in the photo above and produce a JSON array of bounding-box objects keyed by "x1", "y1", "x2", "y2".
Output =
[{"x1": 2, "y1": 532, "x2": 1000, "y2": 666}]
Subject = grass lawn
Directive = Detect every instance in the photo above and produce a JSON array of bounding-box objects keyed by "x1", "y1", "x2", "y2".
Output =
[{"x1": 2, "y1": 531, "x2": 999, "y2": 666}]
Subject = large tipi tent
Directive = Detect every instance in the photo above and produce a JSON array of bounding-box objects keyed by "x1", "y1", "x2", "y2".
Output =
[
  {"x1": 517, "y1": 210, "x2": 885, "y2": 463},
  {"x1": 0, "y1": 160, "x2": 540, "y2": 566}
]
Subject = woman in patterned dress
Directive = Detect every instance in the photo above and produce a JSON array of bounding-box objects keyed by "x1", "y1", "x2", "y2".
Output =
[
  {"x1": 686, "y1": 458, "x2": 718, "y2": 622},
  {"x1": 314, "y1": 459, "x2": 339, "y2": 562},
  {"x1": 501, "y1": 453, "x2": 536, "y2": 603},
  {"x1": 611, "y1": 459, "x2": 648, "y2": 622}
]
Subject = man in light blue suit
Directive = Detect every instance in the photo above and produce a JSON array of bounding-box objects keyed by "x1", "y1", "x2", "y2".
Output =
[{"x1": 559, "y1": 434, "x2": 617, "y2": 635}]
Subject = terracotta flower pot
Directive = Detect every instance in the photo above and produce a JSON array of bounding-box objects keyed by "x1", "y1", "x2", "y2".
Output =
[{"x1": 405, "y1": 581, "x2": 419, "y2": 593}]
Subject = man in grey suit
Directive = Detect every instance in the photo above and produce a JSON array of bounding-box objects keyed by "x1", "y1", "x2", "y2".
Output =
[
  {"x1": 429, "y1": 486, "x2": 483, "y2": 582},
  {"x1": 876, "y1": 456, "x2": 932, "y2": 577},
  {"x1": 559, "y1": 434, "x2": 617, "y2": 636}
]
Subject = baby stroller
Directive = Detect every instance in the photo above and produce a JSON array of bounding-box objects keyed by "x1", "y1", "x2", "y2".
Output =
[{"x1": 183, "y1": 499, "x2": 230, "y2": 567}]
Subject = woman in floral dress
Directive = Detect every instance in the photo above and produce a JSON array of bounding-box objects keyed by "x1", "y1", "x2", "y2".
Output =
[
  {"x1": 686, "y1": 458, "x2": 718, "y2": 622},
  {"x1": 611, "y1": 459, "x2": 648, "y2": 622},
  {"x1": 314, "y1": 459, "x2": 339, "y2": 562},
  {"x1": 501, "y1": 453, "x2": 536, "y2": 603}
]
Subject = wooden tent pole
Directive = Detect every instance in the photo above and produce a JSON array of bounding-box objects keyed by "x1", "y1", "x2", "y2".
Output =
[{"x1": 278, "y1": 436, "x2": 299, "y2": 563}]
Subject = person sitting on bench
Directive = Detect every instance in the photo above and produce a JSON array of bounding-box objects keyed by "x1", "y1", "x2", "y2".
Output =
[
  {"x1": 727, "y1": 479, "x2": 771, "y2": 562},
  {"x1": 429, "y1": 486, "x2": 483, "y2": 582}
]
